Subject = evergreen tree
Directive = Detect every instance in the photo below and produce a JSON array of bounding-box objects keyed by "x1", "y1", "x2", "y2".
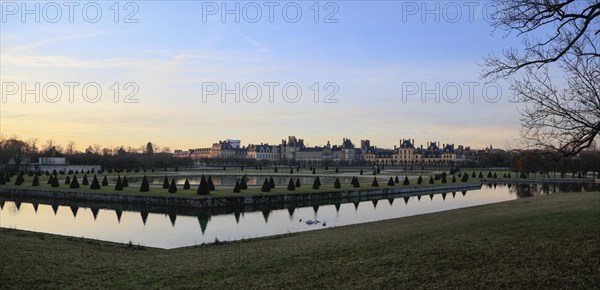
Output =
[
  {"x1": 334, "y1": 177, "x2": 341, "y2": 189},
  {"x1": 162, "y1": 175, "x2": 169, "y2": 189},
  {"x1": 493, "y1": 172, "x2": 498, "y2": 179},
  {"x1": 207, "y1": 176, "x2": 215, "y2": 191},
  {"x1": 197, "y1": 175, "x2": 210, "y2": 195},
  {"x1": 233, "y1": 180, "x2": 241, "y2": 193},
  {"x1": 417, "y1": 176, "x2": 423, "y2": 184},
  {"x1": 387, "y1": 177, "x2": 395, "y2": 186},
  {"x1": 269, "y1": 176, "x2": 275, "y2": 189},
  {"x1": 353, "y1": 177, "x2": 360, "y2": 188},
  {"x1": 403, "y1": 176, "x2": 410, "y2": 186},
  {"x1": 395, "y1": 176, "x2": 400, "y2": 183},
  {"x1": 461, "y1": 173, "x2": 469, "y2": 182},
  {"x1": 114, "y1": 176, "x2": 123, "y2": 191},
  {"x1": 82, "y1": 174, "x2": 89, "y2": 185},
  {"x1": 65, "y1": 175, "x2": 71, "y2": 185},
  {"x1": 487, "y1": 171, "x2": 493, "y2": 178},
  {"x1": 168, "y1": 179, "x2": 177, "y2": 193},
  {"x1": 452, "y1": 175, "x2": 457, "y2": 183},
  {"x1": 32, "y1": 174, "x2": 40, "y2": 186},
  {"x1": 140, "y1": 175, "x2": 150, "y2": 192},
  {"x1": 295, "y1": 178, "x2": 301, "y2": 188},
  {"x1": 428, "y1": 176, "x2": 435, "y2": 184},
  {"x1": 14, "y1": 173, "x2": 24, "y2": 186},
  {"x1": 288, "y1": 178, "x2": 296, "y2": 191},
  {"x1": 70, "y1": 176, "x2": 80, "y2": 189},
  {"x1": 312, "y1": 176, "x2": 321, "y2": 190},
  {"x1": 51, "y1": 175, "x2": 60, "y2": 187},
  {"x1": 261, "y1": 178, "x2": 271, "y2": 192},
  {"x1": 183, "y1": 179, "x2": 190, "y2": 190},
  {"x1": 471, "y1": 172, "x2": 476, "y2": 178},
  {"x1": 101, "y1": 176, "x2": 108, "y2": 186},
  {"x1": 240, "y1": 176, "x2": 248, "y2": 190},
  {"x1": 122, "y1": 175, "x2": 129, "y2": 187},
  {"x1": 371, "y1": 177, "x2": 379, "y2": 187},
  {"x1": 478, "y1": 172, "x2": 483, "y2": 178}
]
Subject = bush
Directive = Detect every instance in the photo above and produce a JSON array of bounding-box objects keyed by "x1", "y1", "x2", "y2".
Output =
[
  {"x1": 14, "y1": 173, "x2": 24, "y2": 186},
  {"x1": 288, "y1": 178, "x2": 296, "y2": 191},
  {"x1": 395, "y1": 176, "x2": 400, "y2": 183},
  {"x1": 233, "y1": 180, "x2": 241, "y2": 193},
  {"x1": 162, "y1": 175, "x2": 169, "y2": 189},
  {"x1": 268, "y1": 176, "x2": 275, "y2": 189},
  {"x1": 487, "y1": 171, "x2": 493, "y2": 178},
  {"x1": 471, "y1": 172, "x2": 476, "y2": 178},
  {"x1": 101, "y1": 176, "x2": 108, "y2": 186},
  {"x1": 312, "y1": 168, "x2": 316, "y2": 174},
  {"x1": 428, "y1": 176, "x2": 435, "y2": 184},
  {"x1": 360, "y1": 169, "x2": 363, "y2": 175},
  {"x1": 32, "y1": 174, "x2": 39, "y2": 186},
  {"x1": 417, "y1": 176, "x2": 422, "y2": 185},
  {"x1": 197, "y1": 175, "x2": 210, "y2": 195},
  {"x1": 261, "y1": 178, "x2": 271, "y2": 192},
  {"x1": 140, "y1": 175, "x2": 150, "y2": 192},
  {"x1": 461, "y1": 173, "x2": 469, "y2": 182},
  {"x1": 441, "y1": 175, "x2": 447, "y2": 183},
  {"x1": 51, "y1": 175, "x2": 60, "y2": 187},
  {"x1": 240, "y1": 176, "x2": 248, "y2": 190},
  {"x1": 334, "y1": 177, "x2": 341, "y2": 189},
  {"x1": 387, "y1": 177, "x2": 395, "y2": 186},
  {"x1": 122, "y1": 175, "x2": 129, "y2": 187},
  {"x1": 478, "y1": 172, "x2": 483, "y2": 178},
  {"x1": 183, "y1": 179, "x2": 190, "y2": 190},
  {"x1": 403, "y1": 176, "x2": 410, "y2": 186},
  {"x1": 82, "y1": 174, "x2": 89, "y2": 185},
  {"x1": 295, "y1": 178, "x2": 301, "y2": 188},
  {"x1": 114, "y1": 176, "x2": 123, "y2": 191},
  {"x1": 312, "y1": 176, "x2": 321, "y2": 190},
  {"x1": 452, "y1": 175, "x2": 456, "y2": 183},
  {"x1": 493, "y1": 172, "x2": 498, "y2": 179},
  {"x1": 70, "y1": 176, "x2": 80, "y2": 189},
  {"x1": 520, "y1": 172, "x2": 528, "y2": 179},
  {"x1": 371, "y1": 177, "x2": 379, "y2": 187},
  {"x1": 64, "y1": 175, "x2": 71, "y2": 185},
  {"x1": 90, "y1": 175, "x2": 100, "y2": 189},
  {"x1": 168, "y1": 179, "x2": 177, "y2": 193},
  {"x1": 353, "y1": 177, "x2": 360, "y2": 188},
  {"x1": 208, "y1": 176, "x2": 215, "y2": 191}
]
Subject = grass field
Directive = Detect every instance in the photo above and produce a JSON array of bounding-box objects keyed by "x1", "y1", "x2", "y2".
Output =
[{"x1": 1, "y1": 191, "x2": 598, "y2": 288}]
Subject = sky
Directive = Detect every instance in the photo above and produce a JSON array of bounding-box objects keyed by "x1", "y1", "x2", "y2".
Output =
[{"x1": 1, "y1": 1, "x2": 528, "y2": 151}]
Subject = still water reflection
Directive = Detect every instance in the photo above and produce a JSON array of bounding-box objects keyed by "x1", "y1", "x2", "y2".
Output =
[{"x1": 0, "y1": 183, "x2": 596, "y2": 249}]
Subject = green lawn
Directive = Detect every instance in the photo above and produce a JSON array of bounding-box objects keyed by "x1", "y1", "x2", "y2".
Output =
[{"x1": 1, "y1": 191, "x2": 598, "y2": 288}]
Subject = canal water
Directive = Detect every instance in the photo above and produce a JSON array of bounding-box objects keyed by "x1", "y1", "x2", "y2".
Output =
[{"x1": 0, "y1": 183, "x2": 596, "y2": 249}]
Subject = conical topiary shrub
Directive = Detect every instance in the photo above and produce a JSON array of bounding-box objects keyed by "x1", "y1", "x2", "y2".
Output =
[
  {"x1": 82, "y1": 174, "x2": 89, "y2": 185},
  {"x1": 114, "y1": 176, "x2": 123, "y2": 191},
  {"x1": 64, "y1": 175, "x2": 71, "y2": 185},
  {"x1": 101, "y1": 176, "x2": 108, "y2": 186},
  {"x1": 14, "y1": 173, "x2": 25, "y2": 186},
  {"x1": 261, "y1": 178, "x2": 271, "y2": 192},
  {"x1": 51, "y1": 175, "x2": 60, "y2": 187},
  {"x1": 162, "y1": 175, "x2": 169, "y2": 189},
  {"x1": 168, "y1": 179, "x2": 177, "y2": 193},
  {"x1": 387, "y1": 177, "x2": 395, "y2": 186},
  {"x1": 139, "y1": 175, "x2": 150, "y2": 192},
  {"x1": 452, "y1": 175, "x2": 457, "y2": 183},
  {"x1": 240, "y1": 176, "x2": 248, "y2": 190},
  {"x1": 403, "y1": 176, "x2": 410, "y2": 186},
  {"x1": 90, "y1": 175, "x2": 100, "y2": 189},
  {"x1": 32, "y1": 174, "x2": 40, "y2": 186},
  {"x1": 371, "y1": 177, "x2": 379, "y2": 187},
  {"x1": 428, "y1": 176, "x2": 434, "y2": 184},
  {"x1": 312, "y1": 176, "x2": 321, "y2": 190},
  {"x1": 395, "y1": 176, "x2": 399, "y2": 183},
  {"x1": 122, "y1": 175, "x2": 129, "y2": 187},
  {"x1": 233, "y1": 180, "x2": 241, "y2": 193},
  {"x1": 207, "y1": 176, "x2": 215, "y2": 191},
  {"x1": 183, "y1": 179, "x2": 190, "y2": 190},
  {"x1": 70, "y1": 176, "x2": 80, "y2": 189},
  {"x1": 269, "y1": 177, "x2": 275, "y2": 189},
  {"x1": 287, "y1": 178, "x2": 296, "y2": 191},
  {"x1": 197, "y1": 175, "x2": 210, "y2": 195},
  {"x1": 334, "y1": 177, "x2": 341, "y2": 189},
  {"x1": 295, "y1": 178, "x2": 301, "y2": 188},
  {"x1": 461, "y1": 173, "x2": 469, "y2": 182}
]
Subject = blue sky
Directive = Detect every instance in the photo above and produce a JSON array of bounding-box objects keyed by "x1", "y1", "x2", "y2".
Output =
[{"x1": 1, "y1": 1, "x2": 526, "y2": 150}]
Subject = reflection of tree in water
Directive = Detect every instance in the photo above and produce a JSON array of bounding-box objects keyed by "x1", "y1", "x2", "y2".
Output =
[{"x1": 508, "y1": 182, "x2": 594, "y2": 198}]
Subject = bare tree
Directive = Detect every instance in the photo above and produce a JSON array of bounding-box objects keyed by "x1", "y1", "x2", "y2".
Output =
[
  {"x1": 483, "y1": 0, "x2": 600, "y2": 157},
  {"x1": 66, "y1": 140, "x2": 76, "y2": 155},
  {"x1": 27, "y1": 138, "x2": 39, "y2": 154}
]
